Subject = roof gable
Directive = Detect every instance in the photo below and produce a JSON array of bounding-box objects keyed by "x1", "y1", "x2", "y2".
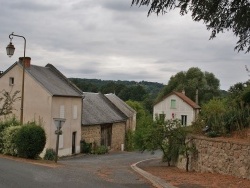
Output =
[
  {"x1": 27, "y1": 63, "x2": 83, "y2": 97},
  {"x1": 1, "y1": 61, "x2": 83, "y2": 97},
  {"x1": 155, "y1": 91, "x2": 201, "y2": 109},
  {"x1": 105, "y1": 93, "x2": 136, "y2": 117},
  {"x1": 82, "y1": 92, "x2": 127, "y2": 125}
]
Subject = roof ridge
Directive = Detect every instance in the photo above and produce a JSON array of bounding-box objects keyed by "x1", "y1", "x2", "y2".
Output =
[
  {"x1": 45, "y1": 64, "x2": 83, "y2": 95},
  {"x1": 173, "y1": 91, "x2": 200, "y2": 109},
  {"x1": 99, "y1": 93, "x2": 128, "y2": 119},
  {"x1": 105, "y1": 93, "x2": 136, "y2": 113}
]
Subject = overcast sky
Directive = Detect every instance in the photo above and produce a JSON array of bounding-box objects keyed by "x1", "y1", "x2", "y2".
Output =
[{"x1": 0, "y1": 0, "x2": 249, "y2": 90}]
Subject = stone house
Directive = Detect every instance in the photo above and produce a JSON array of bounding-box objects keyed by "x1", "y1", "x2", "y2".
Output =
[
  {"x1": 105, "y1": 93, "x2": 136, "y2": 131},
  {"x1": 153, "y1": 91, "x2": 200, "y2": 126},
  {"x1": 82, "y1": 92, "x2": 135, "y2": 151},
  {"x1": 0, "y1": 57, "x2": 83, "y2": 156},
  {"x1": 0, "y1": 57, "x2": 137, "y2": 156}
]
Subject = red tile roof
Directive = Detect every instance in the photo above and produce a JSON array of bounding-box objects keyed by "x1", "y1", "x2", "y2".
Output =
[{"x1": 155, "y1": 91, "x2": 201, "y2": 109}]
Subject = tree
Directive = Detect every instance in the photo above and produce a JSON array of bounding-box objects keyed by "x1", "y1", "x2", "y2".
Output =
[
  {"x1": 0, "y1": 90, "x2": 20, "y2": 117},
  {"x1": 131, "y1": 0, "x2": 250, "y2": 53},
  {"x1": 119, "y1": 85, "x2": 147, "y2": 101},
  {"x1": 134, "y1": 118, "x2": 194, "y2": 171},
  {"x1": 157, "y1": 67, "x2": 220, "y2": 105}
]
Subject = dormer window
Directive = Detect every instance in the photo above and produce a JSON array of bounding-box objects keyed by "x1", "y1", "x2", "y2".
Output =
[{"x1": 9, "y1": 77, "x2": 14, "y2": 86}]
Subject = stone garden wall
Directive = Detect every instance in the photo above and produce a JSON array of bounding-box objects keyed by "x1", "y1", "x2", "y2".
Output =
[{"x1": 178, "y1": 135, "x2": 250, "y2": 179}]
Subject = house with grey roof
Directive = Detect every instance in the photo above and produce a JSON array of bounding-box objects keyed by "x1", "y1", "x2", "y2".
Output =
[
  {"x1": 0, "y1": 57, "x2": 83, "y2": 157},
  {"x1": 105, "y1": 93, "x2": 136, "y2": 131},
  {"x1": 0, "y1": 57, "x2": 137, "y2": 155},
  {"x1": 82, "y1": 92, "x2": 135, "y2": 151},
  {"x1": 153, "y1": 91, "x2": 201, "y2": 126}
]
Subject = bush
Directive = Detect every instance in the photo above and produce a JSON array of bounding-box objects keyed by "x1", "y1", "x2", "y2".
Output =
[
  {"x1": 191, "y1": 117, "x2": 205, "y2": 135},
  {"x1": 0, "y1": 118, "x2": 20, "y2": 153},
  {"x1": 80, "y1": 140, "x2": 92, "y2": 153},
  {"x1": 206, "y1": 131, "x2": 220, "y2": 138},
  {"x1": 2, "y1": 126, "x2": 21, "y2": 156},
  {"x1": 43, "y1": 148, "x2": 56, "y2": 161},
  {"x1": 93, "y1": 145, "x2": 108, "y2": 155},
  {"x1": 125, "y1": 130, "x2": 134, "y2": 151},
  {"x1": 15, "y1": 122, "x2": 46, "y2": 159}
]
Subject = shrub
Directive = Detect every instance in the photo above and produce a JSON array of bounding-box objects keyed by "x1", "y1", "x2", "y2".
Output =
[
  {"x1": 206, "y1": 131, "x2": 220, "y2": 138},
  {"x1": 125, "y1": 129, "x2": 134, "y2": 151},
  {"x1": 15, "y1": 122, "x2": 46, "y2": 159},
  {"x1": 93, "y1": 145, "x2": 108, "y2": 155},
  {"x1": 0, "y1": 117, "x2": 20, "y2": 153},
  {"x1": 191, "y1": 117, "x2": 205, "y2": 135},
  {"x1": 2, "y1": 126, "x2": 21, "y2": 156},
  {"x1": 43, "y1": 148, "x2": 56, "y2": 161},
  {"x1": 80, "y1": 140, "x2": 92, "y2": 153}
]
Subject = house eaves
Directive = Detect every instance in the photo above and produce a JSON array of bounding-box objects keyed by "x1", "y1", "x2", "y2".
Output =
[
  {"x1": 26, "y1": 63, "x2": 83, "y2": 97},
  {"x1": 105, "y1": 93, "x2": 136, "y2": 117},
  {"x1": 82, "y1": 92, "x2": 127, "y2": 126},
  {"x1": 155, "y1": 91, "x2": 201, "y2": 109}
]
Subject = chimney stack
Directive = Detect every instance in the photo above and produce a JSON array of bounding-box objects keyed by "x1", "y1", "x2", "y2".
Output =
[
  {"x1": 182, "y1": 89, "x2": 185, "y2": 95},
  {"x1": 19, "y1": 57, "x2": 31, "y2": 68},
  {"x1": 195, "y1": 88, "x2": 199, "y2": 105}
]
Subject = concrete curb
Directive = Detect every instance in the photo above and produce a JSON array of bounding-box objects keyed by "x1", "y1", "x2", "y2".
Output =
[{"x1": 131, "y1": 158, "x2": 177, "y2": 188}]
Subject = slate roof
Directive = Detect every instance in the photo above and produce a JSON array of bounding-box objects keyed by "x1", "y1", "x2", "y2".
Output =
[
  {"x1": 1, "y1": 61, "x2": 83, "y2": 97},
  {"x1": 82, "y1": 92, "x2": 127, "y2": 126},
  {"x1": 26, "y1": 63, "x2": 83, "y2": 97},
  {"x1": 155, "y1": 91, "x2": 201, "y2": 109},
  {"x1": 105, "y1": 93, "x2": 136, "y2": 118}
]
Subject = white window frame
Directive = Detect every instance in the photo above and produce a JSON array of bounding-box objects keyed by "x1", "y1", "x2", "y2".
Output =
[
  {"x1": 73, "y1": 105, "x2": 77, "y2": 120},
  {"x1": 59, "y1": 134, "x2": 64, "y2": 149},
  {"x1": 170, "y1": 99, "x2": 176, "y2": 109},
  {"x1": 60, "y1": 105, "x2": 65, "y2": 118},
  {"x1": 181, "y1": 115, "x2": 187, "y2": 126}
]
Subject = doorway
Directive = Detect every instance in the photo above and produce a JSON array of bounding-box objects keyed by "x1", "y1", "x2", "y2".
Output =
[
  {"x1": 72, "y1": 131, "x2": 76, "y2": 154},
  {"x1": 101, "y1": 124, "x2": 112, "y2": 148}
]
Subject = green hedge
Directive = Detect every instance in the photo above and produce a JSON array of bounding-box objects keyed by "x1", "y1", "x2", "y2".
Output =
[
  {"x1": 2, "y1": 126, "x2": 21, "y2": 156},
  {"x1": 0, "y1": 118, "x2": 20, "y2": 153},
  {"x1": 15, "y1": 123, "x2": 46, "y2": 159}
]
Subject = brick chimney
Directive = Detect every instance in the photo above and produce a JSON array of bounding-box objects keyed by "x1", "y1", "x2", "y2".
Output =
[{"x1": 19, "y1": 57, "x2": 31, "y2": 68}]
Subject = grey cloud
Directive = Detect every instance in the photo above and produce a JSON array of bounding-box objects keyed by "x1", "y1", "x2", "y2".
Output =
[
  {"x1": 2, "y1": 1, "x2": 59, "y2": 11},
  {"x1": 0, "y1": 0, "x2": 248, "y2": 91}
]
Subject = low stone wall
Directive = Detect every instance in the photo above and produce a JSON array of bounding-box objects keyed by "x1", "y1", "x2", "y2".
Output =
[{"x1": 178, "y1": 135, "x2": 250, "y2": 179}]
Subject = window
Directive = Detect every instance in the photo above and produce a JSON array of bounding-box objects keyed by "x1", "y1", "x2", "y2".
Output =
[
  {"x1": 73, "y1": 105, "x2": 77, "y2": 119},
  {"x1": 181, "y1": 115, "x2": 187, "y2": 126},
  {"x1": 9, "y1": 77, "x2": 14, "y2": 86},
  {"x1": 59, "y1": 134, "x2": 63, "y2": 149},
  {"x1": 159, "y1": 113, "x2": 166, "y2": 122},
  {"x1": 170, "y1": 99, "x2": 176, "y2": 108},
  {"x1": 60, "y1": 105, "x2": 65, "y2": 118}
]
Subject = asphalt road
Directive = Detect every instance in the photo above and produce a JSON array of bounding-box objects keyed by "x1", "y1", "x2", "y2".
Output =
[{"x1": 0, "y1": 151, "x2": 162, "y2": 188}]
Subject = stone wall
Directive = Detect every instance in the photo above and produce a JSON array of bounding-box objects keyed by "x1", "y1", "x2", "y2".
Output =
[
  {"x1": 81, "y1": 122, "x2": 125, "y2": 151},
  {"x1": 111, "y1": 122, "x2": 125, "y2": 150},
  {"x1": 178, "y1": 135, "x2": 250, "y2": 179},
  {"x1": 81, "y1": 125, "x2": 101, "y2": 145}
]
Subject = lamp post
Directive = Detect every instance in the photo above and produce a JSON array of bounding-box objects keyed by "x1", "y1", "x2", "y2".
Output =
[
  {"x1": 53, "y1": 118, "x2": 66, "y2": 163},
  {"x1": 6, "y1": 32, "x2": 26, "y2": 124}
]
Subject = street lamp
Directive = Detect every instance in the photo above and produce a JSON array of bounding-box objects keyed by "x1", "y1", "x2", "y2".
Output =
[
  {"x1": 6, "y1": 32, "x2": 26, "y2": 124},
  {"x1": 53, "y1": 118, "x2": 66, "y2": 163}
]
